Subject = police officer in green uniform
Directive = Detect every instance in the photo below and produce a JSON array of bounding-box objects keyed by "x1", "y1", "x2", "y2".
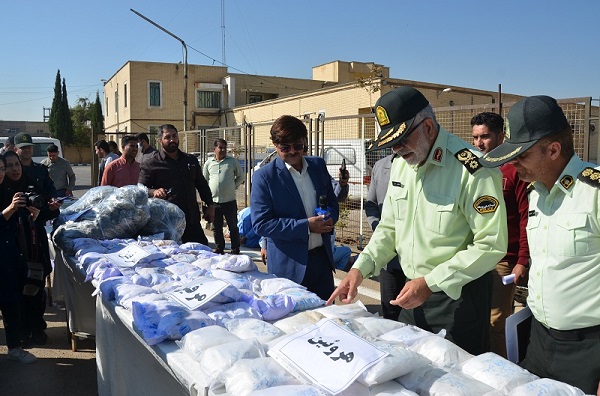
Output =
[
  {"x1": 327, "y1": 87, "x2": 508, "y2": 355},
  {"x1": 480, "y1": 95, "x2": 600, "y2": 394}
]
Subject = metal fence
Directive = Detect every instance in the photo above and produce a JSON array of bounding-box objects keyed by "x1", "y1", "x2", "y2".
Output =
[{"x1": 178, "y1": 97, "x2": 594, "y2": 252}]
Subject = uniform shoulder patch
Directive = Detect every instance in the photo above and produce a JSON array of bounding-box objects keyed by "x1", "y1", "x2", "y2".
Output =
[
  {"x1": 454, "y1": 148, "x2": 482, "y2": 175},
  {"x1": 578, "y1": 167, "x2": 600, "y2": 189},
  {"x1": 473, "y1": 195, "x2": 499, "y2": 214}
]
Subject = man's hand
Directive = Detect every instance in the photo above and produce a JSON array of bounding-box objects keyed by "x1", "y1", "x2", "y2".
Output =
[
  {"x1": 512, "y1": 264, "x2": 529, "y2": 286},
  {"x1": 48, "y1": 198, "x2": 62, "y2": 211},
  {"x1": 153, "y1": 188, "x2": 169, "y2": 199},
  {"x1": 203, "y1": 204, "x2": 215, "y2": 223},
  {"x1": 393, "y1": 277, "x2": 432, "y2": 309},
  {"x1": 260, "y1": 248, "x2": 267, "y2": 264},
  {"x1": 326, "y1": 268, "x2": 363, "y2": 305},
  {"x1": 308, "y1": 215, "x2": 334, "y2": 234},
  {"x1": 338, "y1": 168, "x2": 349, "y2": 186}
]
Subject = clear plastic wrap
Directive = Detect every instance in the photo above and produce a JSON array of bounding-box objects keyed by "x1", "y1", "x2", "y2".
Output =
[
  {"x1": 53, "y1": 185, "x2": 186, "y2": 254},
  {"x1": 138, "y1": 198, "x2": 186, "y2": 242}
]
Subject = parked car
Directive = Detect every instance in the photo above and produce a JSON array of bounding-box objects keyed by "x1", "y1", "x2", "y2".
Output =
[{"x1": 0, "y1": 136, "x2": 63, "y2": 163}]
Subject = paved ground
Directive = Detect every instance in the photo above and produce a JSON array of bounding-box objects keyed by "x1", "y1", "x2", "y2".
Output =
[{"x1": 0, "y1": 165, "x2": 382, "y2": 395}]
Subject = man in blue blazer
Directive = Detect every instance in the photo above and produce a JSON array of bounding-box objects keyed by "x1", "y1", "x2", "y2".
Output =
[{"x1": 251, "y1": 115, "x2": 339, "y2": 300}]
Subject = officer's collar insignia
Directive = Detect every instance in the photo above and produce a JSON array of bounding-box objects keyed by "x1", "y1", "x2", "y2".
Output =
[
  {"x1": 392, "y1": 181, "x2": 404, "y2": 188},
  {"x1": 375, "y1": 106, "x2": 390, "y2": 126},
  {"x1": 433, "y1": 147, "x2": 443, "y2": 162},
  {"x1": 473, "y1": 195, "x2": 499, "y2": 214},
  {"x1": 559, "y1": 175, "x2": 574, "y2": 190},
  {"x1": 578, "y1": 167, "x2": 600, "y2": 189},
  {"x1": 455, "y1": 148, "x2": 481, "y2": 175}
]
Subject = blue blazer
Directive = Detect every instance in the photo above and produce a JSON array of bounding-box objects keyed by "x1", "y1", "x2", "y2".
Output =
[{"x1": 251, "y1": 156, "x2": 339, "y2": 283}]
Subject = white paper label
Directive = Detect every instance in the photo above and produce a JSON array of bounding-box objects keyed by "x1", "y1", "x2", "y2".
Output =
[
  {"x1": 165, "y1": 277, "x2": 230, "y2": 310},
  {"x1": 269, "y1": 318, "x2": 388, "y2": 395},
  {"x1": 105, "y1": 244, "x2": 150, "y2": 268}
]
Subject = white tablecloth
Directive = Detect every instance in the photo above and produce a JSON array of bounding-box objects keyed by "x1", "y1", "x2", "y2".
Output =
[{"x1": 96, "y1": 296, "x2": 212, "y2": 396}]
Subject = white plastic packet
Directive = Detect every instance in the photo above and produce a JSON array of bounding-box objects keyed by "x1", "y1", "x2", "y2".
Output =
[
  {"x1": 175, "y1": 325, "x2": 240, "y2": 362},
  {"x1": 273, "y1": 310, "x2": 324, "y2": 334},
  {"x1": 200, "y1": 338, "x2": 266, "y2": 385},
  {"x1": 223, "y1": 357, "x2": 300, "y2": 395},
  {"x1": 223, "y1": 318, "x2": 284, "y2": 343},
  {"x1": 398, "y1": 365, "x2": 497, "y2": 396},
  {"x1": 460, "y1": 352, "x2": 539, "y2": 393},
  {"x1": 408, "y1": 335, "x2": 472, "y2": 369},
  {"x1": 357, "y1": 340, "x2": 430, "y2": 386},
  {"x1": 508, "y1": 378, "x2": 586, "y2": 396}
]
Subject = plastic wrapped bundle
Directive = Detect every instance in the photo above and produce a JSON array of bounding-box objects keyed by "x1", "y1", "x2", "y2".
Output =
[
  {"x1": 94, "y1": 185, "x2": 150, "y2": 239},
  {"x1": 54, "y1": 186, "x2": 117, "y2": 226},
  {"x1": 138, "y1": 198, "x2": 186, "y2": 242},
  {"x1": 53, "y1": 185, "x2": 151, "y2": 254}
]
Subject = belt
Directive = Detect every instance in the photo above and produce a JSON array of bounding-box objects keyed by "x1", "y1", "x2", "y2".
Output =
[
  {"x1": 308, "y1": 245, "x2": 325, "y2": 255},
  {"x1": 543, "y1": 323, "x2": 600, "y2": 342}
]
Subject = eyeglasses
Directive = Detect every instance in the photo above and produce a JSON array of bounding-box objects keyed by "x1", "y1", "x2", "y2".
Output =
[{"x1": 278, "y1": 143, "x2": 307, "y2": 153}]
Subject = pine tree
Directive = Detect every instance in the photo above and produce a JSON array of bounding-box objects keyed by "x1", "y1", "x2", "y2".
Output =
[
  {"x1": 48, "y1": 70, "x2": 62, "y2": 137},
  {"x1": 60, "y1": 79, "x2": 75, "y2": 145},
  {"x1": 91, "y1": 91, "x2": 104, "y2": 135}
]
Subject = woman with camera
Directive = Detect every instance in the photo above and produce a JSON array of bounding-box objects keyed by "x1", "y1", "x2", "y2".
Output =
[
  {"x1": 1, "y1": 151, "x2": 59, "y2": 349},
  {"x1": 0, "y1": 154, "x2": 39, "y2": 363}
]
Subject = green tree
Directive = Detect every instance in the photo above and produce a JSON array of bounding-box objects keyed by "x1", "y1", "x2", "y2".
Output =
[
  {"x1": 58, "y1": 79, "x2": 75, "y2": 145},
  {"x1": 48, "y1": 70, "x2": 62, "y2": 137},
  {"x1": 69, "y1": 97, "x2": 95, "y2": 163},
  {"x1": 90, "y1": 91, "x2": 104, "y2": 135}
]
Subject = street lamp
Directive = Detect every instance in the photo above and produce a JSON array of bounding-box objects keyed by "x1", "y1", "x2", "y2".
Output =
[
  {"x1": 437, "y1": 87, "x2": 452, "y2": 98},
  {"x1": 131, "y1": 9, "x2": 188, "y2": 131}
]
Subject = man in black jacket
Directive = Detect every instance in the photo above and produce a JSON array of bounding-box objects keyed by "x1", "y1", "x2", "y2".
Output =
[{"x1": 138, "y1": 124, "x2": 215, "y2": 245}]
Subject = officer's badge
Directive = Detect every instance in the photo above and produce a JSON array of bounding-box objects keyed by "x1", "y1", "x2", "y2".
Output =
[
  {"x1": 392, "y1": 181, "x2": 404, "y2": 188},
  {"x1": 455, "y1": 149, "x2": 481, "y2": 174},
  {"x1": 375, "y1": 106, "x2": 390, "y2": 126},
  {"x1": 559, "y1": 175, "x2": 574, "y2": 190},
  {"x1": 433, "y1": 147, "x2": 443, "y2": 162},
  {"x1": 578, "y1": 167, "x2": 600, "y2": 189},
  {"x1": 473, "y1": 195, "x2": 499, "y2": 214}
]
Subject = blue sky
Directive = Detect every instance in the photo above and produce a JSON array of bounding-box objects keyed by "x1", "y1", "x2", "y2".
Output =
[{"x1": 1, "y1": 0, "x2": 599, "y2": 121}]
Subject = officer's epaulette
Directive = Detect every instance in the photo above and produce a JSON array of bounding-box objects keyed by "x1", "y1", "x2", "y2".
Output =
[
  {"x1": 577, "y1": 167, "x2": 600, "y2": 189},
  {"x1": 454, "y1": 148, "x2": 482, "y2": 175}
]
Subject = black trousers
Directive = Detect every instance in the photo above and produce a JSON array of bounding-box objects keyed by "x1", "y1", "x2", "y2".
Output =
[
  {"x1": 301, "y1": 246, "x2": 335, "y2": 301},
  {"x1": 379, "y1": 262, "x2": 405, "y2": 321},
  {"x1": 398, "y1": 271, "x2": 492, "y2": 355},
  {"x1": 524, "y1": 317, "x2": 600, "y2": 394},
  {"x1": 19, "y1": 287, "x2": 47, "y2": 338},
  {"x1": 0, "y1": 300, "x2": 21, "y2": 349},
  {"x1": 213, "y1": 201, "x2": 240, "y2": 251},
  {"x1": 182, "y1": 222, "x2": 209, "y2": 247}
]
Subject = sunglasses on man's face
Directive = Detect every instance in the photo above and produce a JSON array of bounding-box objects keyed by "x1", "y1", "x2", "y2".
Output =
[{"x1": 278, "y1": 143, "x2": 307, "y2": 153}]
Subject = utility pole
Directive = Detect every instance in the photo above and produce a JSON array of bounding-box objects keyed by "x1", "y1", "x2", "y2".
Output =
[{"x1": 131, "y1": 9, "x2": 188, "y2": 131}]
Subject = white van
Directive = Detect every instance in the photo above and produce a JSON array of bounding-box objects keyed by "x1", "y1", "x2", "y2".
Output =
[
  {"x1": 0, "y1": 136, "x2": 63, "y2": 163},
  {"x1": 322, "y1": 139, "x2": 391, "y2": 200}
]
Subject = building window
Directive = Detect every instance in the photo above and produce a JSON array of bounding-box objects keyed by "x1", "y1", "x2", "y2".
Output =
[
  {"x1": 196, "y1": 90, "x2": 221, "y2": 109},
  {"x1": 124, "y1": 83, "x2": 128, "y2": 108},
  {"x1": 248, "y1": 94, "x2": 263, "y2": 104},
  {"x1": 114, "y1": 88, "x2": 118, "y2": 113},
  {"x1": 149, "y1": 125, "x2": 161, "y2": 135},
  {"x1": 148, "y1": 81, "x2": 162, "y2": 107}
]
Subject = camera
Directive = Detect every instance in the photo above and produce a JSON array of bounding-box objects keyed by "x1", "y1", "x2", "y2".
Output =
[{"x1": 23, "y1": 186, "x2": 45, "y2": 209}]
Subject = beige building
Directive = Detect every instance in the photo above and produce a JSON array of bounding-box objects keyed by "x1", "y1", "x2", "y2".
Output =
[
  {"x1": 102, "y1": 59, "x2": 597, "y2": 162},
  {"x1": 102, "y1": 60, "x2": 324, "y2": 134}
]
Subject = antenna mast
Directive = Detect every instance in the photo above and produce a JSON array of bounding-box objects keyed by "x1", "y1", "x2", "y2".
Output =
[{"x1": 221, "y1": 0, "x2": 226, "y2": 65}]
